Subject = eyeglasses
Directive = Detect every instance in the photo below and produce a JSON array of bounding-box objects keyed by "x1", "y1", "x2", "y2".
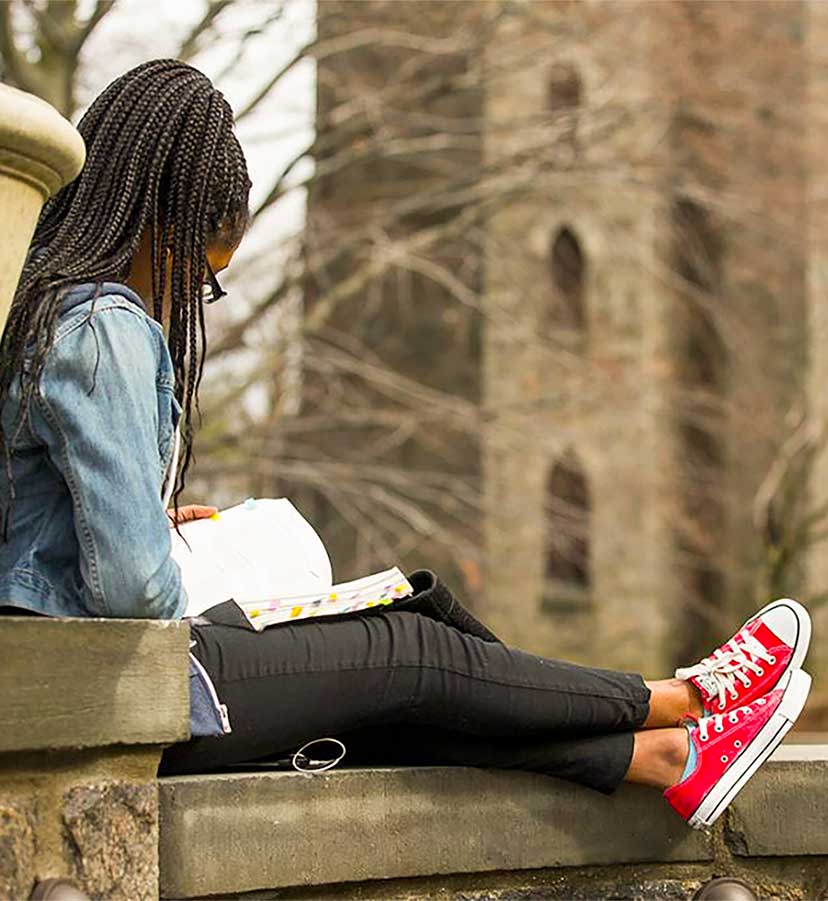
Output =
[{"x1": 201, "y1": 261, "x2": 228, "y2": 305}]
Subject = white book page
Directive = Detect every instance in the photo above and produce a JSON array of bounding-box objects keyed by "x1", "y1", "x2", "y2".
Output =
[{"x1": 171, "y1": 498, "x2": 333, "y2": 617}]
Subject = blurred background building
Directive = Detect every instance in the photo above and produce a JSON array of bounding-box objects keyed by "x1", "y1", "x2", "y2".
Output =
[
  {"x1": 2, "y1": 0, "x2": 826, "y2": 723},
  {"x1": 306, "y1": 1, "x2": 827, "y2": 695}
]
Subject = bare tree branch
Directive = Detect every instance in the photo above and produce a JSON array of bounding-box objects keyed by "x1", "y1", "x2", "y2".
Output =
[
  {"x1": 70, "y1": 0, "x2": 116, "y2": 55},
  {"x1": 177, "y1": 0, "x2": 235, "y2": 63},
  {"x1": 0, "y1": 2, "x2": 42, "y2": 95}
]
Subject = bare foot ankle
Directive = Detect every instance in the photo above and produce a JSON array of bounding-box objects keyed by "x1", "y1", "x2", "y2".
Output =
[
  {"x1": 625, "y1": 727, "x2": 691, "y2": 790},
  {"x1": 643, "y1": 678, "x2": 704, "y2": 728}
]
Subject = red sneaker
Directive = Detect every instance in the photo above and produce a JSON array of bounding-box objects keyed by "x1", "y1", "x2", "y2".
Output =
[
  {"x1": 675, "y1": 598, "x2": 811, "y2": 714},
  {"x1": 664, "y1": 668, "x2": 811, "y2": 829}
]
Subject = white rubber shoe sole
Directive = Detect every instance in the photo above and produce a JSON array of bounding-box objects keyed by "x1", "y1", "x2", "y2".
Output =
[{"x1": 689, "y1": 668, "x2": 812, "y2": 829}]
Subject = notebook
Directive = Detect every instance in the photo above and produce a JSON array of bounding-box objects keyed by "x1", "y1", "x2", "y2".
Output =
[{"x1": 170, "y1": 497, "x2": 413, "y2": 630}]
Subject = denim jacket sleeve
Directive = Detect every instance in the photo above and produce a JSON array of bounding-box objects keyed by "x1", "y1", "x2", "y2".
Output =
[{"x1": 31, "y1": 303, "x2": 187, "y2": 619}]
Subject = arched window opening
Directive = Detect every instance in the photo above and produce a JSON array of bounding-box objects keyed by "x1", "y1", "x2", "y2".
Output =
[
  {"x1": 544, "y1": 454, "x2": 591, "y2": 596},
  {"x1": 547, "y1": 65, "x2": 582, "y2": 112},
  {"x1": 672, "y1": 199, "x2": 727, "y2": 391},
  {"x1": 673, "y1": 199, "x2": 722, "y2": 294},
  {"x1": 684, "y1": 307, "x2": 726, "y2": 391},
  {"x1": 547, "y1": 64, "x2": 582, "y2": 152},
  {"x1": 548, "y1": 226, "x2": 586, "y2": 333},
  {"x1": 680, "y1": 421, "x2": 723, "y2": 474}
]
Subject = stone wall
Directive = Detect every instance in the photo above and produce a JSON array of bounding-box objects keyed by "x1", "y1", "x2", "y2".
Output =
[
  {"x1": 0, "y1": 618, "x2": 190, "y2": 900},
  {"x1": 158, "y1": 746, "x2": 828, "y2": 900},
  {"x1": 481, "y1": 0, "x2": 819, "y2": 681},
  {"x1": 2, "y1": 619, "x2": 824, "y2": 901},
  {"x1": 482, "y1": 1, "x2": 679, "y2": 674}
]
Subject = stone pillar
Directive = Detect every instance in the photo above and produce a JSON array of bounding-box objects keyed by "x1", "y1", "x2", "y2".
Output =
[
  {"x1": 0, "y1": 618, "x2": 190, "y2": 900},
  {"x1": 0, "y1": 84, "x2": 85, "y2": 332}
]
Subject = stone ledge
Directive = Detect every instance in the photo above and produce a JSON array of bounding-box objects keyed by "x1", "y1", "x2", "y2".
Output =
[
  {"x1": 158, "y1": 765, "x2": 712, "y2": 899},
  {"x1": 726, "y1": 744, "x2": 828, "y2": 857},
  {"x1": 0, "y1": 617, "x2": 190, "y2": 753}
]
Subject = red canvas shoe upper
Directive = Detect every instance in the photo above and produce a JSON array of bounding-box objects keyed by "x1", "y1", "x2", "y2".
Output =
[
  {"x1": 663, "y1": 688, "x2": 783, "y2": 822},
  {"x1": 675, "y1": 617, "x2": 793, "y2": 715}
]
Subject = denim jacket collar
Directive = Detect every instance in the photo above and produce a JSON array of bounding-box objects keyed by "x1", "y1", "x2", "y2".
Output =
[{"x1": 58, "y1": 282, "x2": 147, "y2": 318}]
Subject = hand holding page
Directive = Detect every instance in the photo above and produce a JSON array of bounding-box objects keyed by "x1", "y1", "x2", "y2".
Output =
[
  {"x1": 170, "y1": 497, "x2": 413, "y2": 628},
  {"x1": 171, "y1": 498, "x2": 333, "y2": 618}
]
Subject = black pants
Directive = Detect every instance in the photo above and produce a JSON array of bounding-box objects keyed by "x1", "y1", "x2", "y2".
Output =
[{"x1": 160, "y1": 608, "x2": 650, "y2": 794}]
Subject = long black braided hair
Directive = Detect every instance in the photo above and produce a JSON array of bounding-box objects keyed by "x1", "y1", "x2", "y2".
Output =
[{"x1": 0, "y1": 58, "x2": 251, "y2": 537}]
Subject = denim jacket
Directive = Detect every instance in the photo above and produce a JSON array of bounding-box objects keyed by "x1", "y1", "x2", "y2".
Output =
[
  {"x1": 0, "y1": 281, "x2": 231, "y2": 738},
  {"x1": 0, "y1": 282, "x2": 186, "y2": 619}
]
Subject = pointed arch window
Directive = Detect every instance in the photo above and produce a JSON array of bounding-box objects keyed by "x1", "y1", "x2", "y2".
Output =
[
  {"x1": 673, "y1": 199, "x2": 722, "y2": 296},
  {"x1": 548, "y1": 226, "x2": 586, "y2": 335},
  {"x1": 547, "y1": 64, "x2": 582, "y2": 151},
  {"x1": 542, "y1": 453, "x2": 591, "y2": 611},
  {"x1": 547, "y1": 64, "x2": 582, "y2": 112},
  {"x1": 672, "y1": 198, "x2": 726, "y2": 475},
  {"x1": 672, "y1": 199, "x2": 725, "y2": 391}
]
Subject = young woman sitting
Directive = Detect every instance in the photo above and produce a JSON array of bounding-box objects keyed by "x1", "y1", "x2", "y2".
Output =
[{"x1": 0, "y1": 59, "x2": 813, "y2": 831}]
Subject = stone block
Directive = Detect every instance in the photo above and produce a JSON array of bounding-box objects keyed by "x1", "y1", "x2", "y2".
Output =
[
  {"x1": 725, "y1": 747, "x2": 828, "y2": 857},
  {"x1": 0, "y1": 617, "x2": 190, "y2": 752},
  {"x1": 0, "y1": 798, "x2": 36, "y2": 901},
  {"x1": 158, "y1": 766, "x2": 712, "y2": 899},
  {"x1": 63, "y1": 781, "x2": 157, "y2": 901}
]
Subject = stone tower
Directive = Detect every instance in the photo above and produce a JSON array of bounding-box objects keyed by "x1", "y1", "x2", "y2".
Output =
[{"x1": 482, "y1": 1, "x2": 812, "y2": 677}]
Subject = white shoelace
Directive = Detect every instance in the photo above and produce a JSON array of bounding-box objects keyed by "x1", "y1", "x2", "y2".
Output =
[
  {"x1": 696, "y1": 696, "x2": 767, "y2": 742},
  {"x1": 675, "y1": 628, "x2": 776, "y2": 711}
]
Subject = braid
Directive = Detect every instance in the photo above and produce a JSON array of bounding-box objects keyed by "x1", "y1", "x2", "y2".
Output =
[{"x1": 0, "y1": 59, "x2": 252, "y2": 537}]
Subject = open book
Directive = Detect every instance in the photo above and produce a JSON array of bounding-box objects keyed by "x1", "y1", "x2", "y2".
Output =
[{"x1": 170, "y1": 498, "x2": 413, "y2": 631}]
